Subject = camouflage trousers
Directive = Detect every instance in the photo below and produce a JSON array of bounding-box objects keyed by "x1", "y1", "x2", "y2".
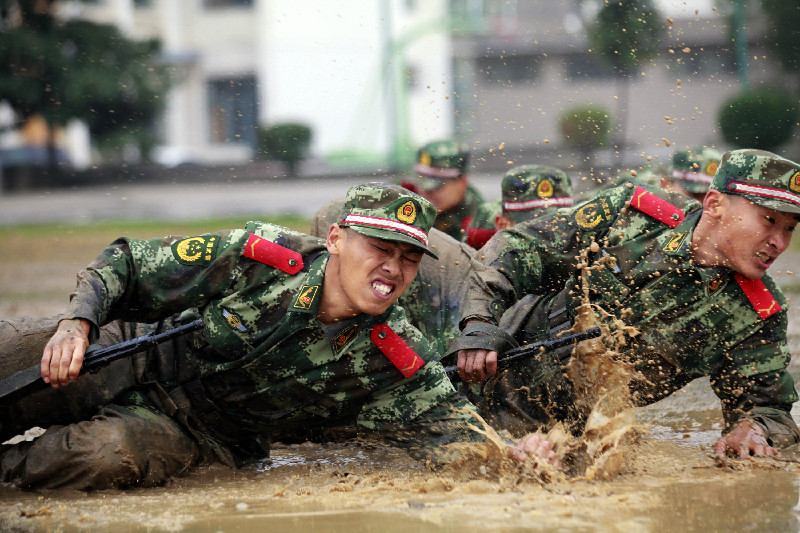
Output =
[{"x1": 0, "y1": 317, "x2": 201, "y2": 490}]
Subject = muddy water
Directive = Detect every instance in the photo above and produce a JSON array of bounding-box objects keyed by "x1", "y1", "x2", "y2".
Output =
[{"x1": 2, "y1": 377, "x2": 800, "y2": 533}]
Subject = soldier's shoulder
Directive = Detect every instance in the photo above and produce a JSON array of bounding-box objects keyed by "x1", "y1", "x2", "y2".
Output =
[{"x1": 244, "y1": 221, "x2": 325, "y2": 253}]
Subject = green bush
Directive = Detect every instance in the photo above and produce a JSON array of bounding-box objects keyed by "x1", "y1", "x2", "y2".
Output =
[
  {"x1": 718, "y1": 88, "x2": 798, "y2": 151},
  {"x1": 256, "y1": 123, "x2": 312, "y2": 175},
  {"x1": 559, "y1": 105, "x2": 612, "y2": 152}
]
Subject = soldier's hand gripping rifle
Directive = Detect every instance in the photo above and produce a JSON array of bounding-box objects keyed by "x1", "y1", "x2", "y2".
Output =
[
  {"x1": 443, "y1": 326, "x2": 602, "y2": 380},
  {"x1": 0, "y1": 319, "x2": 205, "y2": 405}
]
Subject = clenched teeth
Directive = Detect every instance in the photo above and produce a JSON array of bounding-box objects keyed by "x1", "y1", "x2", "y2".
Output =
[
  {"x1": 755, "y1": 252, "x2": 770, "y2": 262},
  {"x1": 372, "y1": 281, "x2": 392, "y2": 295}
]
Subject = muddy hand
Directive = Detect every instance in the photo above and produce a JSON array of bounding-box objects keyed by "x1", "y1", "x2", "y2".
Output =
[
  {"x1": 713, "y1": 420, "x2": 780, "y2": 459},
  {"x1": 508, "y1": 433, "x2": 560, "y2": 467},
  {"x1": 457, "y1": 348, "x2": 498, "y2": 382},
  {"x1": 41, "y1": 318, "x2": 91, "y2": 388}
]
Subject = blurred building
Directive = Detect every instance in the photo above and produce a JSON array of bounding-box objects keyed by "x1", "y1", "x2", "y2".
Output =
[{"x1": 72, "y1": 0, "x2": 790, "y2": 170}]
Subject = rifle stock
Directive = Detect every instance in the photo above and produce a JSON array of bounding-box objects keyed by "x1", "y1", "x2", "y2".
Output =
[
  {"x1": 444, "y1": 326, "x2": 602, "y2": 379},
  {"x1": 0, "y1": 318, "x2": 204, "y2": 405}
]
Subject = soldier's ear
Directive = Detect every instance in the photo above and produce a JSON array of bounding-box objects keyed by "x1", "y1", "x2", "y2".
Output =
[
  {"x1": 327, "y1": 223, "x2": 345, "y2": 255},
  {"x1": 702, "y1": 190, "x2": 726, "y2": 220}
]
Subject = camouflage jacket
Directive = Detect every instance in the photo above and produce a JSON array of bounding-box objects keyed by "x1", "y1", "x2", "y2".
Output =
[
  {"x1": 65, "y1": 221, "x2": 486, "y2": 464},
  {"x1": 463, "y1": 183, "x2": 799, "y2": 445},
  {"x1": 434, "y1": 184, "x2": 484, "y2": 241}
]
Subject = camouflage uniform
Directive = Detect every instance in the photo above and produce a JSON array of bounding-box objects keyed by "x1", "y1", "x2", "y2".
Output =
[
  {"x1": 0, "y1": 184, "x2": 487, "y2": 490},
  {"x1": 311, "y1": 197, "x2": 475, "y2": 358},
  {"x1": 401, "y1": 140, "x2": 485, "y2": 241},
  {"x1": 466, "y1": 165, "x2": 574, "y2": 249},
  {"x1": 458, "y1": 150, "x2": 800, "y2": 444}
]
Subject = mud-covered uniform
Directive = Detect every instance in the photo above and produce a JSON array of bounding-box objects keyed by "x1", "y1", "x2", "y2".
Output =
[
  {"x1": 0, "y1": 222, "x2": 486, "y2": 490},
  {"x1": 462, "y1": 183, "x2": 799, "y2": 445}
]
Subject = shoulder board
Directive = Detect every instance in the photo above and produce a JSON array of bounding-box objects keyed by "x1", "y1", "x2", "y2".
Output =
[
  {"x1": 242, "y1": 233, "x2": 303, "y2": 274},
  {"x1": 466, "y1": 227, "x2": 496, "y2": 249},
  {"x1": 628, "y1": 186, "x2": 684, "y2": 228},
  {"x1": 734, "y1": 274, "x2": 782, "y2": 320},
  {"x1": 370, "y1": 324, "x2": 425, "y2": 378}
]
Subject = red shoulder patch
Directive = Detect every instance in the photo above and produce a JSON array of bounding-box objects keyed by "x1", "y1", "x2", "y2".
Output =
[
  {"x1": 629, "y1": 186, "x2": 684, "y2": 228},
  {"x1": 370, "y1": 324, "x2": 425, "y2": 378},
  {"x1": 243, "y1": 233, "x2": 303, "y2": 274},
  {"x1": 735, "y1": 274, "x2": 781, "y2": 320},
  {"x1": 466, "y1": 227, "x2": 496, "y2": 249}
]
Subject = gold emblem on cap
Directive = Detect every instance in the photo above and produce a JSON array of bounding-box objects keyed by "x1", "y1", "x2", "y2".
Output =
[
  {"x1": 705, "y1": 161, "x2": 719, "y2": 176},
  {"x1": 397, "y1": 201, "x2": 417, "y2": 224},
  {"x1": 537, "y1": 179, "x2": 554, "y2": 198},
  {"x1": 790, "y1": 171, "x2": 800, "y2": 193},
  {"x1": 419, "y1": 151, "x2": 431, "y2": 166}
]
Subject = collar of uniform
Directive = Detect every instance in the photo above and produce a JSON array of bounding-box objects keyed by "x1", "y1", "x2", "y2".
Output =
[
  {"x1": 287, "y1": 253, "x2": 328, "y2": 315},
  {"x1": 657, "y1": 209, "x2": 700, "y2": 259},
  {"x1": 657, "y1": 210, "x2": 731, "y2": 286}
]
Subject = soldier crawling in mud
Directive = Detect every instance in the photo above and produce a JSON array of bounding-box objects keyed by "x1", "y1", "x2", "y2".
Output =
[
  {"x1": 0, "y1": 183, "x2": 553, "y2": 490},
  {"x1": 452, "y1": 149, "x2": 800, "y2": 458}
]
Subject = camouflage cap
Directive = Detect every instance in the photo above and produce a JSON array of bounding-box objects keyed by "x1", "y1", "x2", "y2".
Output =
[
  {"x1": 338, "y1": 183, "x2": 439, "y2": 258},
  {"x1": 710, "y1": 149, "x2": 800, "y2": 215},
  {"x1": 501, "y1": 164, "x2": 574, "y2": 223},
  {"x1": 414, "y1": 140, "x2": 470, "y2": 191},
  {"x1": 667, "y1": 146, "x2": 722, "y2": 194}
]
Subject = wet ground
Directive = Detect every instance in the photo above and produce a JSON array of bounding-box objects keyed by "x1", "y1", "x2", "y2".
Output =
[{"x1": 1, "y1": 181, "x2": 800, "y2": 532}]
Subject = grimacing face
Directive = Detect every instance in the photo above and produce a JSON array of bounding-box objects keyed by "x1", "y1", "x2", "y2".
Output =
[
  {"x1": 714, "y1": 195, "x2": 798, "y2": 279},
  {"x1": 325, "y1": 226, "x2": 422, "y2": 318}
]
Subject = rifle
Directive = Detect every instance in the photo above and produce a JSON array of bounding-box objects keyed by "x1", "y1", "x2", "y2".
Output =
[
  {"x1": 443, "y1": 326, "x2": 602, "y2": 380},
  {"x1": 0, "y1": 318, "x2": 205, "y2": 405}
]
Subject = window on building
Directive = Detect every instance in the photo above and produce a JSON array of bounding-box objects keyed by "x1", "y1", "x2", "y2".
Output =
[
  {"x1": 478, "y1": 54, "x2": 540, "y2": 85},
  {"x1": 207, "y1": 76, "x2": 258, "y2": 147},
  {"x1": 203, "y1": 0, "x2": 253, "y2": 8},
  {"x1": 133, "y1": 0, "x2": 152, "y2": 7},
  {"x1": 563, "y1": 54, "x2": 617, "y2": 80}
]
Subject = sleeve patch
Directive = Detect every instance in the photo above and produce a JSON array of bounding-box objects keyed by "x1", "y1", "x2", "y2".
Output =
[
  {"x1": 629, "y1": 186, "x2": 684, "y2": 228},
  {"x1": 735, "y1": 274, "x2": 782, "y2": 320},
  {"x1": 370, "y1": 324, "x2": 425, "y2": 378},
  {"x1": 243, "y1": 233, "x2": 303, "y2": 274},
  {"x1": 172, "y1": 235, "x2": 220, "y2": 266}
]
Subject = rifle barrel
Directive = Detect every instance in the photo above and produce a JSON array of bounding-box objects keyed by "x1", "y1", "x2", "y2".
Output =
[
  {"x1": 443, "y1": 326, "x2": 602, "y2": 378},
  {"x1": 0, "y1": 318, "x2": 205, "y2": 405}
]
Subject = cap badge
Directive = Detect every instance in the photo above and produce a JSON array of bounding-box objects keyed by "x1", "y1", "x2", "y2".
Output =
[
  {"x1": 790, "y1": 171, "x2": 800, "y2": 193},
  {"x1": 537, "y1": 179, "x2": 554, "y2": 198},
  {"x1": 397, "y1": 201, "x2": 417, "y2": 224},
  {"x1": 419, "y1": 151, "x2": 431, "y2": 166},
  {"x1": 704, "y1": 161, "x2": 719, "y2": 176}
]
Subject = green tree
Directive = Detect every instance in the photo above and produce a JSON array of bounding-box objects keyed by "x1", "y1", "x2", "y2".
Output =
[
  {"x1": 559, "y1": 104, "x2": 612, "y2": 170},
  {"x1": 0, "y1": 0, "x2": 173, "y2": 167},
  {"x1": 718, "y1": 87, "x2": 798, "y2": 151},
  {"x1": 256, "y1": 123, "x2": 313, "y2": 176},
  {"x1": 587, "y1": 0, "x2": 665, "y2": 162}
]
